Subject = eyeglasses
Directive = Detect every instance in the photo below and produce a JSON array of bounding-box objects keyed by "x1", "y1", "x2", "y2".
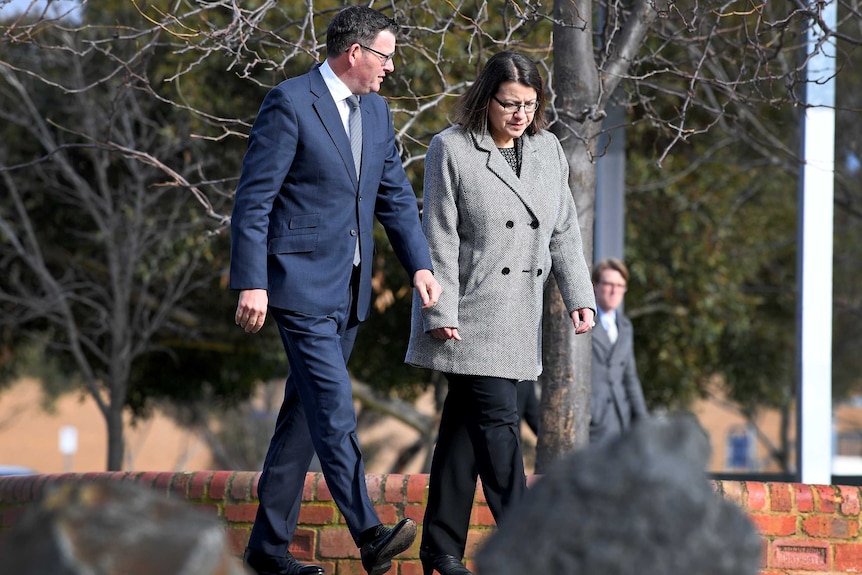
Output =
[
  {"x1": 358, "y1": 44, "x2": 395, "y2": 65},
  {"x1": 492, "y1": 96, "x2": 539, "y2": 114},
  {"x1": 598, "y1": 281, "x2": 627, "y2": 292}
]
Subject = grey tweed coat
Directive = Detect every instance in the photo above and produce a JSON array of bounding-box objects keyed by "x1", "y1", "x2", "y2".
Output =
[{"x1": 405, "y1": 126, "x2": 596, "y2": 381}]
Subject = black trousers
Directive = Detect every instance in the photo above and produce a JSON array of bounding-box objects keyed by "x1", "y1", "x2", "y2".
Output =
[{"x1": 421, "y1": 374, "x2": 527, "y2": 558}]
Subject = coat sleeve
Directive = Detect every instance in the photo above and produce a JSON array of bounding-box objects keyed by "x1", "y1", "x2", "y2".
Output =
[
  {"x1": 547, "y1": 135, "x2": 596, "y2": 314},
  {"x1": 417, "y1": 133, "x2": 461, "y2": 331},
  {"x1": 229, "y1": 85, "x2": 299, "y2": 291}
]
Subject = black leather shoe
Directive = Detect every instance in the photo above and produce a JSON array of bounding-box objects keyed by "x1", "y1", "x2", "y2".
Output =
[
  {"x1": 359, "y1": 519, "x2": 417, "y2": 575},
  {"x1": 419, "y1": 549, "x2": 473, "y2": 575},
  {"x1": 244, "y1": 548, "x2": 325, "y2": 575}
]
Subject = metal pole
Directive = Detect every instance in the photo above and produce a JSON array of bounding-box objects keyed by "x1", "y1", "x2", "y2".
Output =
[{"x1": 797, "y1": 0, "x2": 836, "y2": 485}]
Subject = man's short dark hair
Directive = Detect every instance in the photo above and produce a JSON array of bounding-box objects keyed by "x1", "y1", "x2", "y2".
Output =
[{"x1": 326, "y1": 6, "x2": 398, "y2": 56}]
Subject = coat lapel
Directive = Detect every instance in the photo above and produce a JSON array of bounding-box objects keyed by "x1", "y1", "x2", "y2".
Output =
[
  {"x1": 472, "y1": 131, "x2": 539, "y2": 218},
  {"x1": 309, "y1": 67, "x2": 359, "y2": 186}
]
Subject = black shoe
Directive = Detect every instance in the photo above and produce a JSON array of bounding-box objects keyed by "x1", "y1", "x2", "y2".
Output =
[
  {"x1": 244, "y1": 548, "x2": 325, "y2": 575},
  {"x1": 419, "y1": 550, "x2": 473, "y2": 575},
  {"x1": 359, "y1": 519, "x2": 417, "y2": 575}
]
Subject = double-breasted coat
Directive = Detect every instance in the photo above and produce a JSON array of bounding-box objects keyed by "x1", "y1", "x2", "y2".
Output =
[{"x1": 406, "y1": 126, "x2": 596, "y2": 381}]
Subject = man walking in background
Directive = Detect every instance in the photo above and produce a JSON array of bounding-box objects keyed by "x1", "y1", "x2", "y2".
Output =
[
  {"x1": 230, "y1": 6, "x2": 441, "y2": 575},
  {"x1": 590, "y1": 258, "x2": 649, "y2": 444}
]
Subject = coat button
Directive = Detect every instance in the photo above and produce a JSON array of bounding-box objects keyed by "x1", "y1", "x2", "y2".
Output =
[
  {"x1": 506, "y1": 220, "x2": 514, "y2": 228},
  {"x1": 536, "y1": 269, "x2": 543, "y2": 276},
  {"x1": 502, "y1": 267, "x2": 510, "y2": 275},
  {"x1": 349, "y1": 229, "x2": 357, "y2": 236},
  {"x1": 530, "y1": 220, "x2": 539, "y2": 229}
]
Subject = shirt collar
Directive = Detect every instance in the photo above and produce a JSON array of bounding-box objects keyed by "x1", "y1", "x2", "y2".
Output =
[{"x1": 319, "y1": 60, "x2": 353, "y2": 103}]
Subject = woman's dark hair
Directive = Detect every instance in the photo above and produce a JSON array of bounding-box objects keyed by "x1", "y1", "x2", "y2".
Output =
[
  {"x1": 326, "y1": 6, "x2": 398, "y2": 56},
  {"x1": 454, "y1": 51, "x2": 547, "y2": 136}
]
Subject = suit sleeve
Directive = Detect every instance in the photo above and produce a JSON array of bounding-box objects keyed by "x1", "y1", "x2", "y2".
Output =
[
  {"x1": 622, "y1": 321, "x2": 649, "y2": 419},
  {"x1": 417, "y1": 134, "x2": 461, "y2": 331},
  {"x1": 373, "y1": 100, "x2": 433, "y2": 279},
  {"x1": 229, "y1": 86, "x2": 298, "y2": 291}
]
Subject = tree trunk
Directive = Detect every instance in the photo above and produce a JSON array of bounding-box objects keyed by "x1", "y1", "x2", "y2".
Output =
[
  {"x1": 105, "y1": 402, "x2": 125, "y2": 471},
  {"x1": 536, "y1": 0, "x2": 602, "y2": 472}
]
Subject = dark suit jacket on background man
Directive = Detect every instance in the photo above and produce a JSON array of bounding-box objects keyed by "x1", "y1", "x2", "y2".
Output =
[{"x1": 590, "y1": 259, "x2": 648, "y2": 444}]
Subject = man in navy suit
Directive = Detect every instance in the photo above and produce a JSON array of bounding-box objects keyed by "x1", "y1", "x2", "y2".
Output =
[
  {"x1": 230, "y1": 6, "x2": 441, "y2": 575},
  {"x1": 589, "y1": 258, "x2": 649, "y2": 445}
]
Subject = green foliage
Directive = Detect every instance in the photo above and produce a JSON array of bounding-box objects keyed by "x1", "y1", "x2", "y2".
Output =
[{"x1": 626, "y1": 114, "x2": 798, "y2": 410}]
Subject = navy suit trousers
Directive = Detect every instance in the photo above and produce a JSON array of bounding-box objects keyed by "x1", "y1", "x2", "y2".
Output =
[{"x1": 247, "y1": 268, "x2": 379, "y2": 558}]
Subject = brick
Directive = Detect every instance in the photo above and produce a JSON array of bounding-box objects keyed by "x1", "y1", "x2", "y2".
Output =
[
  {"x1": 225, "y1": 503, "x2": 259, "y2": 523},
  {"x1": 193, "y1": 502, "x2": 220, "y2": 518},
  {"x1": 769, "y1": 539, "x2": 829, "y2": 570},
  {"x1": 816, "y1": 485, "x2": 839, "y2": 513},
  {"x1": 171, "y1": 471, "x2": 195, "y2": 498},
  {"x1": 291, "y1": 529, "x2": 318, "y2": 560},
  {"x1": 749, "y1": 513, "x2": 797, "y2": 537},
  {"x1": 400, "y1": 561, "x2": 424, "y2": 575},
  {"x1": 336, "y1": 560, "x2": 365, "y2": 575},
  {"x1": 794, "y1": 484, "x2": 814, "y2": 513},
  {"x1": 769, "y1": 482, "x2": 793, "y2": 512},
  {"x1": 224, "y1": 526, "x2": 251, "y2": 555},
  {"x1": 834, "y1": 543, "x2": 862, "y2": 572},
  {"x1": 404, "y1": 504, "x2": 425, "y2": 523},
  {"x1": 152, "y1": 471, "x2": 174, "y2": 495},
  {"x1": 135, "y1": 471, "x2": 161, "y2": 488},
  {"x1": 469, "y1": 505, "x2": 495, "y2": 527},
  {"x1": 365, "y1": 474, "x2": 382, "y2": 502},
  {"x1": 839, "y1": 485, "x2": 861, "y2": 516},
  {"x1": 474, "y1": 480, "x2": 486, "y2": 504},
  {"x1": 717, "y1": 480, "x2": 745, "y2": 507},
  {"x1": 384, "y1": 474, "x2": 405, "y2": 503},
  {"x1": 465, "y1": 529, "x2": 493, "y2": 558},
  {"x1": 406, "y1": 474, "x2": 427, "y2": 503},
  {"x1": 249, "y1": 472, "x2": 260, "y2": 499},
  {"x1": 746, "y1": 482, "x2": 767, "y2": 511},
  {"x1": 319, "y1": 526, "x2": 356, "y2": 559},
  {"x1": 303, "y1": 473, "x2": 316, "y2": 501},
  {"x1": 209, "y1": 471, "x2": 231, "y2": 500},
  {"x1": 317, "y1": 476, "x2": 333, "y2": 501},
  {"x1": 299, "y1": 504, "x2": 336, "y2": 525},
  {"x1": 801, "y1": 516, "x2": 859, "y2": 539},
  {"x1": 189, "y1": 471, "x2": 212, "y2": 500},
  {"x1": 374, "y1": 503, "x2": 398, "y2": 524},
  {"x1": 231, "y1": 472, "x2": 257, "y2": 501}
]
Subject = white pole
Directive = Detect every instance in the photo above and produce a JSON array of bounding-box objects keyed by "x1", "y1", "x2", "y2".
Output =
[{"x1": 798, "y1": 0, "x2": 836, "y2": 485}]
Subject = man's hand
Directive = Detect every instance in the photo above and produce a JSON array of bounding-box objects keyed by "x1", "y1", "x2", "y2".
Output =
[
  {"x1": 571, "y1": 307, "x2": 596, "y2": 335},
  {"x1": 413, "y1": 269, "x2": 442, "y2": 309},
  {"x1": 235, "y1": 289, "x2": 269, "y2": 333}
]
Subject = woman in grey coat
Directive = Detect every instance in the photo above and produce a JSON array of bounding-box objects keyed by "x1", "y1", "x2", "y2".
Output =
[{"x1": 406, "y1": 51, "x2": 596, "y2": 575}]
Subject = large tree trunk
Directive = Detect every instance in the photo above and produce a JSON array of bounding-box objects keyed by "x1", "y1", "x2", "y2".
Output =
[{"x1": 537, "y1": 0, "x2": 602, "y2": 472}]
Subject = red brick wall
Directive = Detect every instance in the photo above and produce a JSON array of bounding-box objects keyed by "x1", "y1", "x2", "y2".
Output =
[{"x1": 2, "y1": 472, "x2": 861, "y2": 574}]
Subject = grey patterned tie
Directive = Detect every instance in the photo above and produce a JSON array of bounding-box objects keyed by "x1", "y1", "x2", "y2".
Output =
[
  {"x1": 347, "y1": 95, "x2": 362, "y2": 179},
  {"x1": 347, "y1": 95, "x2": 362, "y2": 265}
]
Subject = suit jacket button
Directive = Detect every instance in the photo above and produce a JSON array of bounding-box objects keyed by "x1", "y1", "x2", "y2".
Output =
[
  {"x1": 530, "y1": 220, "x2": 539, "y2": 229},
  {"x1": 502, "y1": 267, "x2": 510, "y2": 275},
  {"x1": 506, "y1": 220, "x2": 514, "y2": 228},
  {"x1": 536, "y1": 269, "x2": 543, "y2": 276},
  {"x1": 349, "y1": 229, "x2": 357, "y2": 236}
]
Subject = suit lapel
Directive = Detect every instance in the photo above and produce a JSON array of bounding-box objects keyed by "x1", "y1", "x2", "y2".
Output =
[
  {"x1": 473, "y1": 131, "x2": 539, "y2": 218},
  {"x1": 309, "y1": 67, "x2": 359, "y2": 186}
]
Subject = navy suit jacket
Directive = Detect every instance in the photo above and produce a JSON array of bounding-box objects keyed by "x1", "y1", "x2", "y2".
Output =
[
  {"x1": 590, "y1": 311, "x2": 649, "y2": 444},
  {"x1": 230, "y1": 65, "x2": 432, "y2": 321}
]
